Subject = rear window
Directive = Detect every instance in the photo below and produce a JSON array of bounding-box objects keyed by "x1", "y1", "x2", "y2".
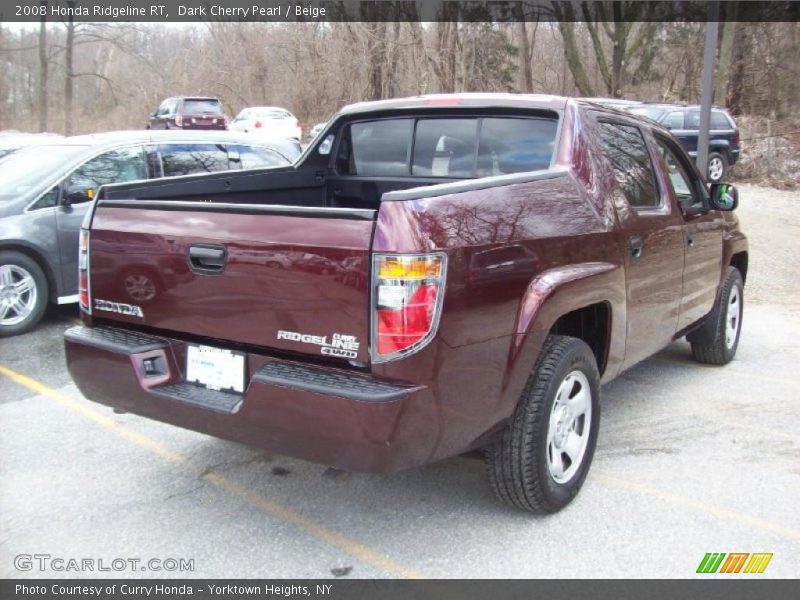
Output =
[
  {"x1": 182, "y1": 99, "x2": 222, "y2": 114},
  {"x1": 338, "y1": 116, "x2": 557, "y2": 178}
]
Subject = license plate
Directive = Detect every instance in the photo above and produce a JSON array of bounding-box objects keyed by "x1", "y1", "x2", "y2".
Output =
[{"x1": 186, "y1": 344, "x2": 246, "y2": 393}]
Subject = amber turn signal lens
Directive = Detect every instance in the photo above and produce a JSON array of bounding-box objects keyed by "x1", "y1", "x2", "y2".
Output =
[{"x1": 377, "y1": 256, "x2": 442, "y2": 280}]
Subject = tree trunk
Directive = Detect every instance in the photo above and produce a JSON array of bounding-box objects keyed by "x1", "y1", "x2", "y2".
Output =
[
  {"x1": 516, "y1": 20, "x2": 533, "y2": 93},
  {"x1": 727, "y1": 23, "x2": 747, "y2": 115},
  {"x1": 38, "y1": 1, "x2": 48, "y2": 132},
  {"x1": 714, "y1": 5, "x2": 738, "y2": 106},
  {"x1": 64, "y1": 1, "x2": 76, "y2": 135}
]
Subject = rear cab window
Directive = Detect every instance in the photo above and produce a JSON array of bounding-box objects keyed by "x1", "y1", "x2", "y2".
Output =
[{"x1": 335, "y1": 115, "x2": 558, "y2": 179}]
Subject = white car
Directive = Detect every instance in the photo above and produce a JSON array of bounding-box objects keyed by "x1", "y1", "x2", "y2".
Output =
[{"x1": 229, "y1": 107, "x2": 302, "y2": 141}]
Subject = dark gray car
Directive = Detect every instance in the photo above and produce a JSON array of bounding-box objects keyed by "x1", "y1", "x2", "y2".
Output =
[{"x1": 0, "y1": 130, "x2": 295, "y2": 336}]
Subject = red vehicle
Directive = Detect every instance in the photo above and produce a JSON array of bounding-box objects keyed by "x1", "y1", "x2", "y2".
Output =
[
  {"x1": 66, "y1": 94, "x2": 748, "y2": 513},
  {"x1": 147, "y1": 96, "x2": 228, "y2": 130}
]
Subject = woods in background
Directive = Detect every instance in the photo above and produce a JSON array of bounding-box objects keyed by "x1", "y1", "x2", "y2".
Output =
[{"x1": 0, "y1": 16, "x2": 798, "y2": 135}]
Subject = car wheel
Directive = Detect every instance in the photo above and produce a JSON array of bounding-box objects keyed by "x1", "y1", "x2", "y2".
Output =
[
  {"x1": 688, "y1": 267, "x2": 743, "y2": 365},
  {"x1": 707, "y1": 152, "x2": 728, "y2": 183},
  {"x1": 486, "y1": 335, "x2": 600, "y2": 513},
  {"x1": 0, "y1": 251, "x2": 49, "y2": 337}
]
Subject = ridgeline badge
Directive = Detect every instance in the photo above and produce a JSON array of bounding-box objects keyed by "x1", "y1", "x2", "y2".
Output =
[{"x1": 277, "y1": 330, "x2": 360, "y2": 359}]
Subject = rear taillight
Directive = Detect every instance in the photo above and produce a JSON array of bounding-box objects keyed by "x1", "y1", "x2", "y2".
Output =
[
  {"x1": 371, "y1": 253, "x2": 447, "y2": 361},
  {"x1": 78, "y1": 228, "x2": 91, "y2": 313},
  {"x1": 255, "y1": 120, "x2": 263, "y2": 128},
  {"x1": 175, "y1": 115, "x2": 183, "y2": 127},
  {"x1": 733, "y1": 130, "x2": 740, "y2": 146}
]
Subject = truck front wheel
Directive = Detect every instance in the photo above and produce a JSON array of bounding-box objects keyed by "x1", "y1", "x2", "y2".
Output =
[
  {"x1": 689, "y1": 266, "x2": 743, "y2": 365},
  {"x1": 486, "y1": 335, "x2": 600, "y2": 513}
]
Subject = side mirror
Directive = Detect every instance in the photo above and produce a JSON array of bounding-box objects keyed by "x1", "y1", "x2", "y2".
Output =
[
  {"x1": 709, "y1": 183, "x2": 738, "y2": 211},
  {"x1": 63, "y1": 184, "x2": 94, "y2": 206}
]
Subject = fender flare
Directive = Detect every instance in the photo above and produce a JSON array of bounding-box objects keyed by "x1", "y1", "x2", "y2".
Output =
[{"x1": 495, "y1": 262, "x2": 626, "y2": 418}]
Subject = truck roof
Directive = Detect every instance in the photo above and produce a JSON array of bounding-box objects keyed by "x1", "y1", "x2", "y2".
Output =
[{"x1": 338, "y1": 93, "x2": 570, "y2": 115}]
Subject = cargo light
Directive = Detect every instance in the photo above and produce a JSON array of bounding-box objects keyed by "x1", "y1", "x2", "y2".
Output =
[
  {"x1": 371, "y1": 253, "x2": 447, "y2": 361},
  {"x1": 78, "y1": 228, "x2": 91, "y2": 313}
]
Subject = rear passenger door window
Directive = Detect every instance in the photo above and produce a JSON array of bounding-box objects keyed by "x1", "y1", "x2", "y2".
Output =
[
  {"x1": 158, "y1": 143, "x2": 229, "y2": 177},
  {"x1": 598, "y1": 122, "x2": 659, "y2": 208},
  {"x1": 231, "y1": 145, "x2": 288, "y2": 170}
]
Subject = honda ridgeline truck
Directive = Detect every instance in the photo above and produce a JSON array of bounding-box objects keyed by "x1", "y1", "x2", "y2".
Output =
[{"x1": 65, "y1": 95, "x2": 748, "y2": 513}]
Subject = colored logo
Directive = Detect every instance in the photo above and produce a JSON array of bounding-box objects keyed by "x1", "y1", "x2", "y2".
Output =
[{"x1": 696, "y1": 552, "x2": 773, "y2": 574}]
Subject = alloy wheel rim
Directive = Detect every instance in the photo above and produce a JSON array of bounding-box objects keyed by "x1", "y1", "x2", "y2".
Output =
[
  {"x1": 546, "y1": 370, "x2": 592, "y2": 484},
  {"x1": 0, "y1": 264, "x2": 38, "y2": 326},
  {"x1": 725, "y1": 285, "x2": 741, "y2": 349},
  {"x1": 708, "y1": 157, "x2": 724, "y2": 181}
]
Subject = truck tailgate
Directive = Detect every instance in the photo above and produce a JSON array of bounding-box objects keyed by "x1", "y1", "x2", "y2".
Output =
[{"x1": 88, "y1": 201, "x2": 374, "y2": 363}]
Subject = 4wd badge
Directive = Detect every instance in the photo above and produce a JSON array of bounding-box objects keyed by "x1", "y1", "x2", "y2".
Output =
[{"x1": 277, "y1": 330, "x2": 360, "y2": 359}]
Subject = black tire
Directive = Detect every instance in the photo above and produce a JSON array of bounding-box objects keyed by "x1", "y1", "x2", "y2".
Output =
[
  {"x1": 707, "y1": 151, "x2": 728, "y2": 183},
  {"x1": 486, "y1": 335, "x2": 601, "y2": 513},
  {"x1": 688, "y1": 267, "x2": 743, "y2": 365},
  {"x1": 0, "y1": 251, "x2": 49, "y2": 337}
]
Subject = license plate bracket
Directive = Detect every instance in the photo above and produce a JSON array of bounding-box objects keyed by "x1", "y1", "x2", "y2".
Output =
[{"x1": 186, "y1": 344, "x2": 246, "y2": 394}]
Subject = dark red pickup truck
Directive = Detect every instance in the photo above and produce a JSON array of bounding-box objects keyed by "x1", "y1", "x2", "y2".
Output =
[{"x1": 65, "y1": 94, "x2": 748, "y2": 513}]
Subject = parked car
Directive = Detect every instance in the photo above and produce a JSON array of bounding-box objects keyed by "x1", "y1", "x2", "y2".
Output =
[
  {"x1": 626, "y1": 103, "x2": 741, "y2": 182},
  {"x1": 309, "y1": 122, "x2": 327, "y2": 140},
  {"x1": 0, "y1": 132, "x2": 63, "y2": 162},
  {"x1": 229, "y1": 107, "x2": 302, "y2": 141},
  {"x1": 147, "y1": 96, "x2": 228, "y2": 130},
  {"x1": 0, "y1": 130, "x2": 293, "y2": 336},
  {"x1": 65, "y1": 94, "x2": 747, "y2": 514}
]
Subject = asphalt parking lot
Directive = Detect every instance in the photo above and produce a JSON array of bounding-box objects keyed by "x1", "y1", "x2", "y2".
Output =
[{"x1": 1, "y1": 184, "x2": 798, "y2": 579}]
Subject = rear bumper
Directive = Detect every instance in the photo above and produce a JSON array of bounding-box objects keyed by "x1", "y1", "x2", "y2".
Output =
[{"x1": 64, "y1": 325, "x2": 437, "y2": 472}]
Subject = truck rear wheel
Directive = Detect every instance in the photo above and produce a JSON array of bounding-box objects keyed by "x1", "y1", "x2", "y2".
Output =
[
  {"x1": 486, "y1": 335, "x2": 600, "y2": 513},
  {"x1": 689, "y1": 267, "x2": 743, "y2": 365}
]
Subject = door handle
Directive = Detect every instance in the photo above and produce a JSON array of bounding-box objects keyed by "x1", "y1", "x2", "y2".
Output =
[
  {"x1": 629, "y1": 235, "x2": 644, "y2": 259},
  {"x1": 188, "y1": 244, "x2": 227, "y2": 274}
]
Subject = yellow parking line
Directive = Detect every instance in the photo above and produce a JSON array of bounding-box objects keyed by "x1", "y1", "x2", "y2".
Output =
[
  {"x1": 0, "y1": 364, "x2": 424, "y2": 580},
  {"x1": 593, "y1": 471, "x2": 800, "y2": 541}
]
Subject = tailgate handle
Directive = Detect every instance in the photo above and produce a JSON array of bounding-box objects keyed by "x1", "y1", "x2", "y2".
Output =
[{"x1": 188, "y1": 245, "x2": 227, "y2": 274}]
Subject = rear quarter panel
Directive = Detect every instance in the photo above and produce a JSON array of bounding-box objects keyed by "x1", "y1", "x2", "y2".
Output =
[{"x1": 371, "y1": 168, "x2": 624, "y2": 462}]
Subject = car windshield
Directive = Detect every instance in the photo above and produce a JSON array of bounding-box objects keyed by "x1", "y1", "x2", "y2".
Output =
[
  {"x1": 182, "y1": 99, "x2": 222, "y2": 114},
  {"x1": 628, "y1": 106, "x2": 668, "y2": 121},
  {"x1": 0, "y1": 145, "x2": 87, "y2": 203}
]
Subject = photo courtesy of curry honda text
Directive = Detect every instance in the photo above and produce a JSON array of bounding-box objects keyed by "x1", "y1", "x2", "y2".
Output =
[{"x1": 64, "y1": 94, "x2": 748, "y2": 513}]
